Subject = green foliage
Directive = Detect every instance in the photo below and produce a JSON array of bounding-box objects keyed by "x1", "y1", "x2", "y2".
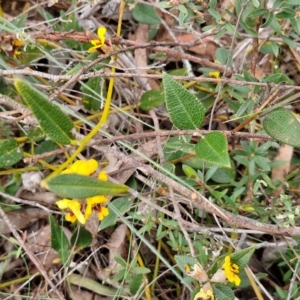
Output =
[
  {"x1": 49, "y1": 215, "x2": 71, "y2": 265},
  {"x1": 99, "y1": 197, "x2": 132, "y2": 230},
  {"x1": 140, "y1": 89, "x2": 164, "y2": 110},
  {"x1": 70, "y1": 226, "x2": 92, "y2": 249},
  {"x1": 44, "y1": 174, "x2": 128, "y2": 198},
  {"x1": 14, "y1": 79, "x2": 74, "y2": 144},
  {"x1": 132, "y1": 3, "x2": 161, "y2": 25},
  {"x1": 81, "y1": 77, "x2": 106, "y2": 111},
  {"x1": 195, "y1": 132, "x2": 231, "y2": 168},
  {"x1": 163, "y1": 73, "x2": 205, "y2": 129},
  {"x1": 0, "y1": 139, "x2": 23, "y2": 168},
  {"x1": 263, "y1": 108, "x2": 300, "y2": 148}
]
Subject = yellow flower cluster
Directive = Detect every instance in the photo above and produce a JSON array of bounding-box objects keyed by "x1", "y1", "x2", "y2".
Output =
[{"x1": 56, "y1": 159, "x2": 109, "y2": 225}]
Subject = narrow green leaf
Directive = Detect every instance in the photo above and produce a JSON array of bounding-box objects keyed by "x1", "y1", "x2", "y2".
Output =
[
  {"x1": 140, "y1": 90, "x2": 164, "y2": 110},
  {"x1": 263, "y1": 108, "x2": 300, "y2": 148},
  {"x1": 0, "y1": 139, "x2": 23, "y2": 168},
  {"x1": 99, "y1": 197, "x2": 131, "y2": 230},
  {"x1": 132, "y1": 3, "x2": 161, "y2": 25},
  {"x1": 68, "y1": 274, "x2": 121, "y2": 296},
  {"x1": 163, "y1": 73, "x2": 205, "y2": 129},
  {"x1": 45, "y1": 174, "x2": 128, "y2": 198},
  {"x1": 49, "y1": 215, "x2": 70, "y2": 265},
  {"x1": 70, "y1": 226, "x2": 92, "y2": 249},
  {"x1": 14, "y1": 79, "x2": 74, "y2": 144},
  {"x1": 195, "y1": 132, "x2": 231, "y2": 167}
]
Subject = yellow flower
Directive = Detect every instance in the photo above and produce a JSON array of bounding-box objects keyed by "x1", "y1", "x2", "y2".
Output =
[
  {"x1": 12, "y1": 39, "x2": 23, "y2": 47},
  {"x1": 194, "y1": 288, "x2": 214, "y2": 300},
  {"x1": 62, "y1": 159, "x2": 98, "y2": 176},
  {"x1": 208, "y1": 71, "x2": 220, "y2": 79},
  {"x1": 98, "y1": 170, "x2": 108, "y2": 181},
  {"x1": 11, "y1": 39, "x2": 23, "y2": 58},
  {"x1": 88, "y1": 27, "x2": 106, "y2": 53},
  {"x1": 56, "y1": 199, "x2": 86, "y2": 224},
  {"x1": 85, "y1": 195, "x2": 109, "y2": 221},
  {"x1": 222, "y1": 256, "x2": 241, "y2": 286}
]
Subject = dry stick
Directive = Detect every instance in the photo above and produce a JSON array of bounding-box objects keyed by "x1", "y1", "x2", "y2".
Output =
[
  {"x1": 0, "y1": 191, "x2": 58, "y2": 214},
  {"x1": 5, "y1": 68, "x2": 300, "y2": 90},
  {"x1": 0, "y1": 206, "x2": 66, "y2": 300},
  {"x1": 93, "y1": 144, "x2": 300, "y2": 236}
]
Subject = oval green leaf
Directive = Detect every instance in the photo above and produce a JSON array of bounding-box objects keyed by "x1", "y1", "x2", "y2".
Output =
[
  {"x1": 0, "y1": 139, "x2": 23, "y2": 168},
  {"x1": 195, "y1": 132, "x2": 230, "y2": 168},
  {"x1": 132, "y1": 3, "x2": 161, "y2": 25},
  {"x1": 140, "y1": 89, "x2": 164, "y2": 110},
  {"x1": 14, "y1": 79, "x2": 74, "y2": 144},
  {"x1": 263, "y1": 108, "x2": 300, "y2": 148},
  {"x1": 45, "y1": 174, "x2": 128, "y2": 198},
  {"x1": 70, "y1": 226, "x2": 92, "y2": 249},
  {"x1": 163, "y1": 73, "x2": 205, "y2": 129},
  {"x1": 212, "y1": 284, "x2": 235, "y2": 300}
]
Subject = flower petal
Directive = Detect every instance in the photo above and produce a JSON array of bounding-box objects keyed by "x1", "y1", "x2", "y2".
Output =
[
  {"x1": 97, "y1": 206, "x2": 109, "y2": 220},
  {"x1": 97, "y1": 27, "x2": 107, "y2": 45},
  {"x1": 98, "y1": 170, "x2": 108, "y2": 181}
]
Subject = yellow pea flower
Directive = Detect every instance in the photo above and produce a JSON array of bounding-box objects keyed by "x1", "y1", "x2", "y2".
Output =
[
  {"x1": 56, "y1": 199, "x2": 86, "y2": 224},
  {"x1": 11, "y1": 39, "x2": 23, "y2": 58},
  {"x1": 222, "y1": 256, "x2": 241, "y2": 286},
  {"x1": 84, "y1": 195, "x2": 109, "y2": 221},
  {"x1": 194, "y1": 288, "x2": 214, "y2": 300},
  {"x1": 88, "y1": 27, "x2": 107, "y2": 53},
  {"x1": 62, "y1": 159, "x2": 98, "y2": 176},
  {"x1": 208, "y1": 71, "x2": 220, "y2": 79}
]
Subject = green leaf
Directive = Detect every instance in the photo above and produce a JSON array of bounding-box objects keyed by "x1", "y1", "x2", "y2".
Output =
[
  {"x1": 174, "y1": 255, "x2": 200, "y2": 273},
  {"x1": 263, "y1": 108, "x2": 300, "y2": 148},
  {"x1": 140, "y1": 90, "x2": 164, "y2": 110},
  {"x1": 208, "y1": 8, "x2": 221, "y2": 20},
  {"x1": 67, "y1": 274, "x2": 121, "y2": 296},
  {"x1": 70, "y1": 226, "x2": 92, "y2": 249},
  {"x1": 0, "y1": 139, "x2": 23, "y2": 168},
  {"x1": 45, "y1": 174, "x2": 128, "y2": 198},
  {"x1": 163, "y1": 73, "x2": 205, "y2": 129},
  {"x1": 129, "y1": 274, "x2": 143, "y2": 295},
  {"x1": 211, "y1": 166, "x2": 236, "y2": 184},
  {"x1": 132, "y1": 3, "x2": 161, "y2": 25},
  {"x1": 99, "y1": 197, "x2": 131, "y2": 230},
  {"x1": 81, "y1": 77, "x2": 106, "y2": 111},
  {"x1": 182, "y1": 164, "x2": 199, "y2": 179},
  {"x1": 213, "y1": 284, "x2": 235, "y2": 300},
  {"x1": 49, "y1": 215, "x2": 70, "y2": 265},
  {"x1": 195, "y1": 132, "x2": 231, "y2": 167},
  {"x1": 216, "y1": 48, "x2": 232, "y2": 67},
  {"x1": 230, "y1": 247, "x2": 255, "y2": 269},
  {"x1": 35, "y1": 140, "x2": 58, "y2": 163},
  {"x1": 14, "y1": 79, "x2": 74, "y2": 144}
]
